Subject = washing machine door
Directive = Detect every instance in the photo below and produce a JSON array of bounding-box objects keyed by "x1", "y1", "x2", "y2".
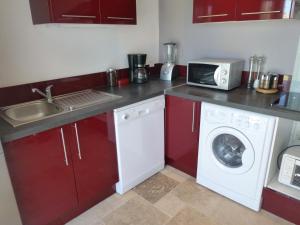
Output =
[{"x1": 206, "y1": 127, "x2": 255, "y2": 174}]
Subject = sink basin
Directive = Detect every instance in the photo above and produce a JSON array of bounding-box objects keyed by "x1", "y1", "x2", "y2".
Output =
[
  {"x1": 0, "y1": 100, "x2": 63, "y2": 127},
  {"x1": 0, "y1": 89, "x2": 122, "y2": 127}
]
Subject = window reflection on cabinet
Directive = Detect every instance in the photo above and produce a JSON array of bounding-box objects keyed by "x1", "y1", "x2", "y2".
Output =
[
  {"x1": 236, "y1": 0, "x2": 293, "y2": 21},
  {"x1": 193, "y1": 0, "x2": 237, "y2": 23}
]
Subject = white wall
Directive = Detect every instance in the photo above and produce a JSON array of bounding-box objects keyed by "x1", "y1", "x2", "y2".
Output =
[
  {"x1": 0, "y1": 0, "x2": 159, "y2": 88},
  {"x1": 0, "y1": 144, "x2": 22, "y2": 225},
  {"x1": 159, "y1": 0, "x2": 300, "y2": 75}
]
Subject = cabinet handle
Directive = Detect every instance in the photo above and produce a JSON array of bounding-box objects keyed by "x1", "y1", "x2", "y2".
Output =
[
  {"x1": 197, "y1": 14, "x2": 228, "y2": 18},
  {"x1": 241, "y1": 10, "x2": 281, "y2": 16},
  {"x1": 61, "y1": 14, "x2": 97, "y2": 19},
  {"x1": 60, "y1": 128, "x2": 69, "y2": 166},
  {"x1": 74, "y1": 123, "x2": 82, "y2": 160},
  {"x1": 192, "y1": 102, "x2": 196, "y2": 133},
  {"x1": 106, "y1": 16, "x2": 135, "y2": 21}
]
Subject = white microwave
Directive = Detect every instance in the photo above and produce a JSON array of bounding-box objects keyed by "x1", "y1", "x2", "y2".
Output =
[
  {"x1": 279, "y1": 146, "x2": 300, "y2": 190},
  {"x1": 187, "y1": 58, "x2": 245, "y2": 90}
]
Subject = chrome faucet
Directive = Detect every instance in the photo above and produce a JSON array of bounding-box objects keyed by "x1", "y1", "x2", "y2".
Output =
[{"x1": 32, "y1": 85, "x2": 54, "y2": 103}]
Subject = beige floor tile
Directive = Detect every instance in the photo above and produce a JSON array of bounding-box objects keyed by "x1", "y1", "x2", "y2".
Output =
[
  {"x1": 134, "y1": 173, "x2": 179, "y2": 204},
  {"x1": 166, "y1": 207, "x2": 217, "y2": 225},
  {"x1": 66, "y1": 208, "x2": 105, "y2": 225},
  {"x1": 171, "y1": 180, "x2": 224, "y2": 217},
  {"x1": 154, "y1": 192, "x2": 186, "y2": 217},
  {"x1": 161, "y1": 166, "x2": 192, "y2": 183},
  {"x1": 67, "y1": 168, "x2": 293, "y2": 225},
  {"x1": 103, "y1": 196, "x2": 169, "y2": 225}
]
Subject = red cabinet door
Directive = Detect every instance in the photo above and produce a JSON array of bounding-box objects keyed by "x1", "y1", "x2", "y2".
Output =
[
  {"x1": 66, "y1": 112, "x2": 119, "y2": 208},
  {"x1": 262, "y1": 188, "x2": 300, "y2": 224},
  {"x1": 3, "y1": 127, "x2": 78, "y2": 225},
  {"x1": 165, "y1": 96, "x2": 201, "y2": 177},
  {"x1": 236, "y1": 0, "x2": 293, "y2": 21},
  {"x1": 100, "y1": 0, "x2": 137, "y2": 24},
  {"x1": 193, "y1": 0, "x2": 237, "y2": 23},
  {"x1": 50, "y1": 0, "x2": 101, "y2": 23}
]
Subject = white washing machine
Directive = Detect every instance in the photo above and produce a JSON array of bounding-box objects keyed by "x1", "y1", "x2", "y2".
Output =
[{"x1": 197, "y1": 102, "x2": 277, "y2": 211}]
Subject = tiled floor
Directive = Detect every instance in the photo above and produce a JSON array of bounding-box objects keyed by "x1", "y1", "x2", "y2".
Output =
[{"x1": 67, "y1": 166, "x2": 294, "y2": 225}]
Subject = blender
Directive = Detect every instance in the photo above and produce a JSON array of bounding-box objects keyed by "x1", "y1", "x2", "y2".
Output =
[{"x1": 160, "y1": 42, "x2": 179, "y2": 81}]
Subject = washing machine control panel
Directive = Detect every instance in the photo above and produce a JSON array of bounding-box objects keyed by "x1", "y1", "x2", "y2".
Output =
[{"x1": 205, "y1": 109, "x2": 262, "y2": 131}]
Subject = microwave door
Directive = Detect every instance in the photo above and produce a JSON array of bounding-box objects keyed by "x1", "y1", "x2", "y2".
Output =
[{"x1": 189, "y1": 64, "x2": 219, "y2": 85}]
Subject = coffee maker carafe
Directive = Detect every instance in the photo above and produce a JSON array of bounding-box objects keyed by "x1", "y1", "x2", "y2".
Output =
[{"x1": 128, "y1": 54, "x2": 148, "y2": 84}]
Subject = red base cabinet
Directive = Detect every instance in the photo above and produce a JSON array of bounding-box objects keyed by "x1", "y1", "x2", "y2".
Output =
[
  {"x1": 165, "y1": 95, "x2": 201, "y2": 178},
  {"x1": 262, "y1": 188, "x2": 300, "y2": 225},
  {"x1": 4, "y1": 112, "x2": 118, "y2": 225}
]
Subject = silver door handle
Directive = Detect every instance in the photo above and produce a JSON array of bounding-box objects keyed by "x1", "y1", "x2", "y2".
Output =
[
  {"x1": 197, "y1": 14, "x2": 228, "y2": 18},
  {"x1": 241, "y1": 11, "x2": 281, "y2": 16},
  {"x1": 61, "y1": 14, "x2": 97, "y2": 19},
  {"x1": 60, "y1": 128, "x2": 69, "y2": 166},
  {"x1": 74, "y1": 123, "x2": 82, "y2": 160},
  {"x1": 107, "y1": 16, "x2": 135, "y2": 20},
  {"x1": 192, "y1": 102, "x2": 196, "y2": 133}
]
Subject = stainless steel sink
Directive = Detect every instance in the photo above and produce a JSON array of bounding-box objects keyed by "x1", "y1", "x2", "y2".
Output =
[
  {"x1": 0, "y1": 100, "x2": 64, "y2": 127},
  {"x1": 0, "y1": 89, "x2": 122, "y2": 127}
]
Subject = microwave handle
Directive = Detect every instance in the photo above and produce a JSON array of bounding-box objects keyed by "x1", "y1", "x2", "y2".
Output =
[{"x1": 214, "y1": 66, "x2": 222, "y2": 86}]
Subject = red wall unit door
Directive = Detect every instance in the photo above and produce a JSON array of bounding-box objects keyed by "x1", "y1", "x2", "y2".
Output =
[
  {"x1": 165, "y1": 95, "x2": 201, "y2": 177},
  {"x1": 4, "y1": 127, "x2": 78, "y2": 225},
  {"x1": 50, "y1": 0, "x2": 101, "y2": 23},
  {"x1": 100, "y1": 0, "x2": 137, "y2": 24},
  {"x1": 67, "y1": 112, "x2": 119, "y2": 208},
  {"x1": 193, "y1": 0, "x2": 237, "y2": 23},
  {"x1": 236, "y1": 0, "x2": 293, "y2": 21}
]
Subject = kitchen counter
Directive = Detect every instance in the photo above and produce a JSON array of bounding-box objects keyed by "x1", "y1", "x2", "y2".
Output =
[
  {"x1": 0, "y1": 78, "x2": 185, "y2": 143},
  {"x1": 1, "y1": 77, "x2": 300, "y2": 143},
  {"x1": 165, "y1": 85, "x2": 300, "y2": 121}
]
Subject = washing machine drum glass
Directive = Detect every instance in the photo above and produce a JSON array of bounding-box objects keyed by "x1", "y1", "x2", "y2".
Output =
[{"x1": 212, "y1": 134, "x2": 246, "y2": 168}]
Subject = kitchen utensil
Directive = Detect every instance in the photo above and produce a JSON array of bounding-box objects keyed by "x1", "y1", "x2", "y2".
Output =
[
  {"x1": 247, "y1": 56, "x2": 257, "y2": 89},
  {"x1": 263, "y1": 73, "x2": 272, "y2": 89},
  {"x1": 106, "y1": 68, "x2": 118, "y2": 87},
  {"x1": 259, "y1": 74, "x2": 267, "y2": 89},
  {"x1": 256, "y1": 57, "x2": 265, "y2": 81},
  {"x1": 270, "y1": 74, "x2": 279, "y2": 89}
]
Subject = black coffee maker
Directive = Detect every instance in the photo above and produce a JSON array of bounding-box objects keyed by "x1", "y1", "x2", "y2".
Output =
[{"x1": 128, "y1": 54, "x2": 148, "y2": 84}]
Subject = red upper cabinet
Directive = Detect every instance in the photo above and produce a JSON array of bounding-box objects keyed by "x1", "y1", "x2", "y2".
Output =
[
  {"x1": 100, "y1": 0, "x2": 137, "y2": 24},
  {"x1": 66, "y1": 113, "x2": 119, "y2": 208},
  {"x1": 50, "y1": 0, "x2": 101, "y2": 24},
  {"x1": 193, "y1": 0, "x2": 237, "y2": 23},
  {"x1": 4, "y1": 127, "x2": 78, "y2": 225},
  {"x1": 29, "y1": 0, "x2": 137, "y2": 24},
  {"x1": 236, "y1": 0, "x2": 293, "y2": 21},
  {"x1": 165, "y1": 95, "x2": 201, "y2": 177}
]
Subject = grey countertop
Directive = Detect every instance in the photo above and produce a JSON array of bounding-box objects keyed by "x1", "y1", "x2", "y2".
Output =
[
  {"x1": 1, "y1": 77, "x2": 299, "y2": 143},
  {"x1": 165, "y1": 85, "x2": 300, "y2": 121},
  {"x1": 0, "y1": 78, "x2": 185, "y2": 143}
]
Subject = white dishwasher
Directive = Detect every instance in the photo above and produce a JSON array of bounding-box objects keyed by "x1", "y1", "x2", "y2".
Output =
[{"x1": 114, "y1": 95, "x2": 165, "y2": 194}]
